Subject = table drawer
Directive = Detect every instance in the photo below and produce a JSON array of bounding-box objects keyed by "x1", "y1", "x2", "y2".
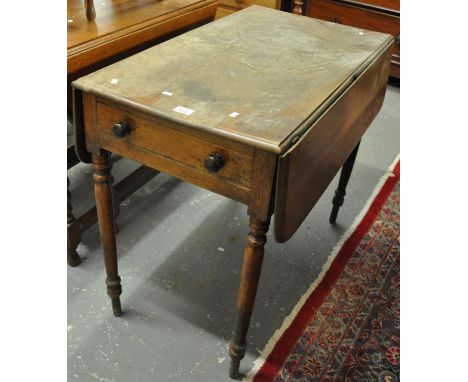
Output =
[{"x1": 96, "y1": 102, "x2": 254, "y2": 190}]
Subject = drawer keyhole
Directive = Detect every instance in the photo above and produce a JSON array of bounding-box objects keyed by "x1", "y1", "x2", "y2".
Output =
[
  {"x1": 204, "y1": 153, "x2": 225, "y2": 173},
  {"x1": 112, "y1": 121, "x2": 131, "y2": 138}
]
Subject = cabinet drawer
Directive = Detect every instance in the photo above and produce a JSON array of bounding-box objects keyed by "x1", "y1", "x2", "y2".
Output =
[
  {"x1": 96, "y1": 102, "x2": 254, "y2": 190},
  {"x1": 308, "y1": 0, "x2": 399, "y2": 36},
  {"x1": 308, "y1": 0, "x2": 399, "y2": 77},
  {"x1": 348, "y1": 0, "x2": 399, "y2": 12}
]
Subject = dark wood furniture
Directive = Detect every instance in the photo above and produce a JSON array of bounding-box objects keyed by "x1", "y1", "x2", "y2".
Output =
[
  {"x1": 67, "y1": 0, "x2": 218, "y2": 266},
  {"x1": 286, "y1": 0, "x2": 400, "y2": 78},
  {"x1": 72, "y1": 6, "x2": 393, "y2": 378}
]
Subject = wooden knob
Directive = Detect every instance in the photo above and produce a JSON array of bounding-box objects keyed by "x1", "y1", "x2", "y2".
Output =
[
  {"x1": 112, "y1": 122, "x2": 131, "y2": 138},
  {"x1": 204, "y1": 153, "x2": 225, "y2": 173}
]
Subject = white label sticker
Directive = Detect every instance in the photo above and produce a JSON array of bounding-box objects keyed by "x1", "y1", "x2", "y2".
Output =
[
  {"x1": 173, "y1": 105, "x2": 194, "y2": 116},
  {"x1": 111, "y1": 79, "x2": 119, "y2": 85},
  {"x1": 68, "y1": 19, "x2": 74, "y2": 23},
  {"x1": 229, "y1": 112, "x2": 239, "y2": 118},
  {"x1": 162, "y1": 91, "x2": 173, "y2": 96}
]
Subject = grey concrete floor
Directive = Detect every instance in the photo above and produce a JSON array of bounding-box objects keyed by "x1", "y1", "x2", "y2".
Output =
[{"x1": 67, "y1": 84, "x2": 399, "y2": 382}]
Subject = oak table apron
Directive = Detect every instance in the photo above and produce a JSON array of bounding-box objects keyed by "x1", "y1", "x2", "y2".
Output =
[{"x1": 72, "y1": 5, "x2": 393, "y2": 379}]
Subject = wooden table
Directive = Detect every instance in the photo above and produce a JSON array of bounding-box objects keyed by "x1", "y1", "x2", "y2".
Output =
[
  {"x1": 67, "y1": 0, "x2": 218, "y2": 78},
  {"x1": 72, "y1": 6, "x2": 393, "y2": 378}
]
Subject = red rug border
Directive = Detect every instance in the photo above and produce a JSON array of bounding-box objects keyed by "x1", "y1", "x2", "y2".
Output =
[{"x1": 253, "y1": 161, "x2": 400, "y2": 382}]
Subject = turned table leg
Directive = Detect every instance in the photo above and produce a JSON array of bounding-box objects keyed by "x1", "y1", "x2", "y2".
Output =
[
  {"x1": 291, "y1": 0, "x2": 305, "y2": 16},
  {"x1": 85, "y1": 0, "x2": 96, "y2": 20},
  {"x1": 229, "y1": 217, "x2": 270, "y2": 379},
  {"x1": 93, "y1": 151, "x2": 122, "y2": 317},
  {"x1": 330, "y1": 141, "x2": 361, "y2": 224},
  {"x1": 109, "y1": 159, "x2": 121, "y2": 232},
  {"x1": 67, "y1": 177, "x2": 81, "y2": 266}
]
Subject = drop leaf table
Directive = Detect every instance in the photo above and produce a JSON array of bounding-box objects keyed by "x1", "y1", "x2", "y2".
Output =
[{"x1": 72, "y1": 6, "x2": 393, "y2": 378}]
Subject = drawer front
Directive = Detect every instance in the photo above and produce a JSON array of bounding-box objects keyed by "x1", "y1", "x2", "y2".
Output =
[
  {"x1": 308, "y1": 0, "x2": 399, "y2": 35},
  {"x1": 308, "y1": 0, "x2": 399, "y2": 77},
  {"x1": 345, "y1": 0, "x2": 399, "y2": 12},
  {"x1": 97, "y1": 102, "x2": 254, "y2": 190},
  {"x1": 219, "y1": 0, "x2": 278, "y2": 8}
]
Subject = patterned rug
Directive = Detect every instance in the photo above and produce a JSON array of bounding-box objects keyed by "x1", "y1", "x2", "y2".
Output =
[{"x1": 250, "y1": 160, "x2": 400, "y2": 382}]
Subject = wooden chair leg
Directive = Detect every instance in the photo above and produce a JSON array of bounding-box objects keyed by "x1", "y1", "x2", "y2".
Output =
[
  {"x1": 229, "y1": 217, "x2": 270, "y2": 379},
  {"x1": 93, "y1": 151, "x2": 122, "y2": 317},
  {"x1": 67, "y1": 177, "x2": 81, "y2": 266},
  {"x1": 330, "y1": 141, "x2": 361, "y2": 224}
]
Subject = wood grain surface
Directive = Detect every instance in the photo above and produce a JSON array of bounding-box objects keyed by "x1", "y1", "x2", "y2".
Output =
[{"x1": 67, "y1": 0, "x2": 218, "y2": 76}]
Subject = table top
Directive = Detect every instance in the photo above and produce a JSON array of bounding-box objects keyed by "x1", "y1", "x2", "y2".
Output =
[{"x1": 73, "y1": 5, "x2": 392, "y2": 153}]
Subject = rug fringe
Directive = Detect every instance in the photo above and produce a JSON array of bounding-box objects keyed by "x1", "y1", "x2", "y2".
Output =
[{"x1": 244, "y1": 154, "x2": 400, "y2": 382}]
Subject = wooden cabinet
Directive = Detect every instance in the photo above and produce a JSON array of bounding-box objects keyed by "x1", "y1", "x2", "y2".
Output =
[
  {"x1": 215, "y1": 0, "x2": 280, "y2": 19},
  {"x1": 286, "y1": 0, "x2": 400, "y2": 78}
]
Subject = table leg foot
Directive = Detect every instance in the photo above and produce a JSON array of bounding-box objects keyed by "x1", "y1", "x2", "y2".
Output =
[
  {"x1": 329, "y1": 191, "x2": 345, "y2": 224},
  {"x1": 111, "y1": 297, "x2": 122, "y2": 317},
  {"x1": 329, "y1": 141, "x2": 360, "y2": 224},
  {"x1": 229, "y1": 217, "x2": 269, "y2": 379},
  {"x1": 107, "y1": 276, "x2": 123, "y2": 317},
  {"x1": 67, "y1": 249, "x2": 81, "y2": 267},
  {"x1": 68, "y1": 176, "x2": 82, "y2": 266},
  {"x1": 94, "y1": 151, "x2": 123, "y2": 316},
  {"x1": 229, "y1": 340, "x2": 245, "y2": 379}
]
